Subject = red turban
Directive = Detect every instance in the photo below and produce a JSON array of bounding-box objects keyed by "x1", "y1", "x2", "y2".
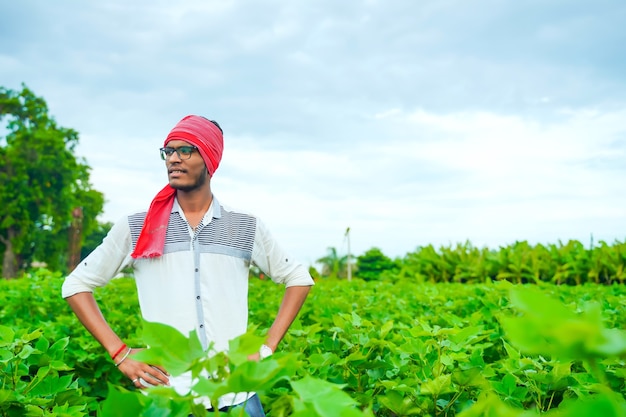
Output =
[{"x1": 131, "y1": 115, "x2": 224, "y2": 259}]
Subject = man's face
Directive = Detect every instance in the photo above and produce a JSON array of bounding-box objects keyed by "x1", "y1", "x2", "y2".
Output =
[{"x1": 164, "y1": 139, "x2": 209, "y2": 192}]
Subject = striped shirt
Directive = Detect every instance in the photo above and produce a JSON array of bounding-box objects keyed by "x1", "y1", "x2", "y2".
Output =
[{"x1": 62, "y1": 195, "x2": 314, "y2": 408}]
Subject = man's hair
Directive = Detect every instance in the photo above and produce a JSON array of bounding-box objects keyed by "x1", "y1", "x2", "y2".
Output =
[{"x1": 200, "y1": 116, "x2": 223, "y2": 134}]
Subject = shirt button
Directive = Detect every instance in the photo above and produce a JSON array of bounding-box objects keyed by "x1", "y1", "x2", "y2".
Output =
[
  {"x1": 199, "y1": 324, "x2": 204, "y2": 328},
  {"x1": 195, "y1": 268, "x2": 199, "y2": 272},
  {"x1": 196, "y1": 296, "x2": 200, "y2": 300}
]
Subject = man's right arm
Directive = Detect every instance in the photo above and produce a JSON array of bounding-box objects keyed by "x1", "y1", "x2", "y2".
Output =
[
  {"x1": 62, "y1": 218, "x2": 169, "y2": 387},
  {"x1": 65, "y1": 292, "x2": 126, "y2": 357},
  {"x1": 66, "y1": 291, "x2": 170, "y2": 386},
  {"x1": 62, "y1": 216, "x2": 134, "y2": 355}
]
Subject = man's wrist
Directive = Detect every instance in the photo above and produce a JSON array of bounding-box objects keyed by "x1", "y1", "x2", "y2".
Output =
[{"x1": 259, "y1": 344, "x2": 273, "y2": 359}]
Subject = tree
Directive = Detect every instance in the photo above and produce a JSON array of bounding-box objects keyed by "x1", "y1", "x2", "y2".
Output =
[
  {"x1": 356, "y1": 247, "x2": 396, "y2": 281},
  {"x1": 315, "y1": 247, "x2": 350, "y2": 279},
  {"x1": 0, "y1": 85, "x2": 105, "y2": 278}
]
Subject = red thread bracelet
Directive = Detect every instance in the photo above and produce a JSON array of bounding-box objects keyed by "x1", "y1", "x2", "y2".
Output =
[{"x1": 111, "y1": 343, "x2": 127, "y2": 360}]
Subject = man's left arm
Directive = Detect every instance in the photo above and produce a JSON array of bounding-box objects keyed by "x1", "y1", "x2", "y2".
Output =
[
  {"x1": 249, "y1": 285, "x2": 310, "y2": 361},
  {"x1": 264, "y1": 285, "x2": 311, "y2": 352},
  {"x1": 250, "y1": 218, "x2": 315, "y2": 358}
]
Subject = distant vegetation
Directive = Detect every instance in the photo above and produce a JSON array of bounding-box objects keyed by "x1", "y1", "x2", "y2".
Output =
[{"x1": 319, "y1": 239, "x2": 626, "y2": 285}]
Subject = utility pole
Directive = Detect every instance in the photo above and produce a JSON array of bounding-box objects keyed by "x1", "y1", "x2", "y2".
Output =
[{"x1": 345, "y1": 227, "x2": 352, "y2": 281}]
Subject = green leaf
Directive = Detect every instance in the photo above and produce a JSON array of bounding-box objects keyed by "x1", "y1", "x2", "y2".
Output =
[
  {"x1": 509, "y1": 286, "x2": 574, "y2": 321},
  {"x1": 452, "y1": 368, "x2": 488, "y2": 388},
  {"x1": 420, "y1": 374, "x2": 453, "y2": 396},
  {"x1": 449, "y1": 325, "x2": 484, "y2": 346},
  {"x1": 552, "y1": 392, "x2": 626, "y2": 417},
  {"x1": 380, "y1": 320, "x2": 394, "y2": 339},
  {"x1": 0, "y1": 347, "x2": 13, "y2": 363},
  {"x1": 502, "y1": 374, "x2": 517, "y2": 395},
  {"x1": 227, "y1": 331, "x2": 265, "y2": 366},
  {"x1": 502, "y1": 340, "x2": 520, "y2": 360},
  {"x1": 502, "y1": 286, "x2": 625, "y2": 361},
  {"x1": 593, "y1": 328, "x2": 626, "y2": 356},
  {"x1": 133, "y1": 321, "x2": 205, "y2": 375},
  {"x1": 51, "y1": 403, "x2": 89, "y2": 417},
  {"x1": 18, "y1": 344, "x2": 36, "y2": 359},
  {"x1": 377, "y1": 390, "x2": 423, "y2": 416},
  {"x1": 457, "y1": 392, "x2": 536, "y2": 417},
  {"x1": 0, "y1": 388, "x2": 17, "y2": 403},
  {"x1": 48, "y1": 337, "x2": 70, "y2": 358},
  {"x1": 23, "y1": 405, "x2": 45, "y2": 417},
  {"x1": 34, "y1": 335, "x2": 50, "y2": 353},
  {"x1": 291, "y1": 376, "x2": 359, "y2": 417},
  {"x1": 29, "y1": 373, "x2": 74, "y2": 397},
  {"x1": 100, "y1": 384, "x2": 147, "y2": 417},
  {"x1": 191, "y1": 375, "x2": 229, "y2": 402},
  {"x1": 209, "y1": 354, "x2": 298, "y2": 400},
  {"x1": 550, "y1": 361, "x2": 572, "y2": 381}
]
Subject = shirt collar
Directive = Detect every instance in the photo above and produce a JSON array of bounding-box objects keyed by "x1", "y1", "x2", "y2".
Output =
[
  {"x1": 171, "y1": 195, "x2": 222, "y2": 220},
  {"x1": 210, "y1": 195, "x2": 222, "y2": 219}
]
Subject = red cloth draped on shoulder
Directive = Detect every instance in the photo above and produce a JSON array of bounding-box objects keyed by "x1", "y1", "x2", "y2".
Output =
[{"x1": 131, "y1": 115, "x2": 224, "y2": 259}]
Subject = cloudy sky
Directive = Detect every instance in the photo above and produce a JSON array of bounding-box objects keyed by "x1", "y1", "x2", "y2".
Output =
[{"x1": 1, "y1": 0, "x2": 625, "y2": 266}]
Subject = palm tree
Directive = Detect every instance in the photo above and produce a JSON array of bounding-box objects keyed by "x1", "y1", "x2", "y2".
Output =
[{"x1": 316, "y1": 247, "x2": 348, "y2": 278}]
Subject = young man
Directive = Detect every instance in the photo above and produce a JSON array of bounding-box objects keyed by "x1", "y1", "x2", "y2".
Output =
[{"x1": 62, "y1": 115, "x2": 314, "y2": 415}]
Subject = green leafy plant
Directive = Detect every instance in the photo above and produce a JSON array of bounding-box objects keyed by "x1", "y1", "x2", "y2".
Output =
[
  {"x1": 2, "y1": 269, "x2": 626, "y2": 415},
  {"x1": 0, "y1": 325, "x2": 93, "y2": 417},
  {"x1": 459, "y1": 285, "x2": 626, "y2": 416},
  {"x1": 100, "y1": 321, "x2": 373, "y2": 416}
]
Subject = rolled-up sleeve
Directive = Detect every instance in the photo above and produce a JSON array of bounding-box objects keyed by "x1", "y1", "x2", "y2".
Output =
[
  {"x1": 62, "y1": 217, "x2": 135, "y2": 298},
  {"x1": 251, "y1": 218, "x2": 315, "y2": 287}
]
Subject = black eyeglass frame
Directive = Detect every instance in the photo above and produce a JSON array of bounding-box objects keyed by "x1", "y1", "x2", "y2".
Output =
[{"x1": 159, "y1": 145, "x2": 198, "y2": 160}]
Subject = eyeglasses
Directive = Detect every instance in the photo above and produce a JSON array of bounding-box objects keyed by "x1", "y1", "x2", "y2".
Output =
[{"x1": 160, "y1": 145, "x2": 198, "y2": 160}]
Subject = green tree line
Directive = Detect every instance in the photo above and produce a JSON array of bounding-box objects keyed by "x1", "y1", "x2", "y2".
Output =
[{"x1": 316, "y1": 239, "x2": 626, "y2": 285}]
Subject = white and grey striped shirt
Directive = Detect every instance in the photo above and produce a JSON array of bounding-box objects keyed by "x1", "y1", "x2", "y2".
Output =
[{"x1": 62, "y1": 195, "x2": 314, "y2": 408}]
